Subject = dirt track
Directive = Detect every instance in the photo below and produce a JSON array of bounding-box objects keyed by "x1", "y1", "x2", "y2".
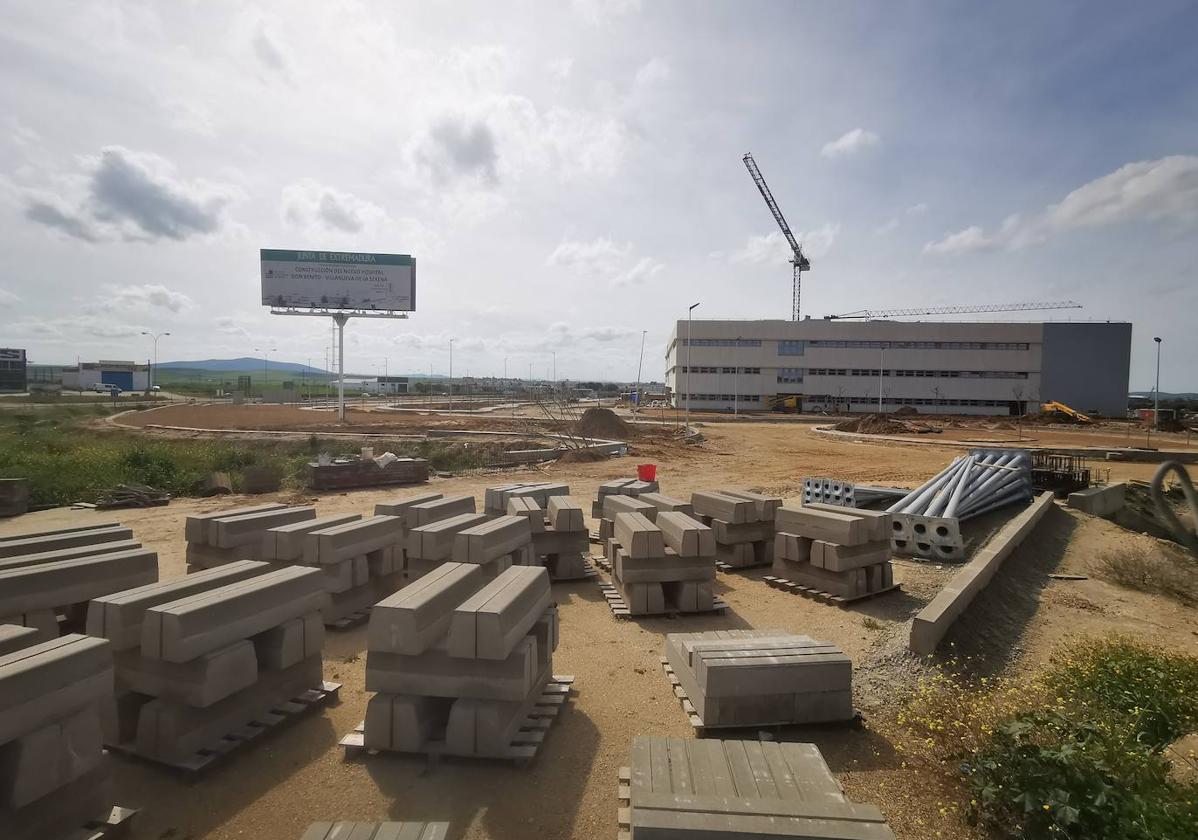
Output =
[{"x1": 2, "y1": 419, "x2": 1193, "y2": 840}]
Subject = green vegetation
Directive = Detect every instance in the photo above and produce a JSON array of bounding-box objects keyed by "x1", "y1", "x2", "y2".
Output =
[
  {"x1": 901, "y1": 638, "x2": 1198, "y2": 840},
  {"x1": 1096, "y1": 545, "x2": 1198, "y2": 605},
  {"x1": 0, "y1": 406, "x2": 502, "y2": 506}
]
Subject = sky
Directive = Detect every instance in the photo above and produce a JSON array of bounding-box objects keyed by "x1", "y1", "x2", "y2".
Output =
[{"x1": 1, "y1": 1, "x2": 1195, "y2": 389}]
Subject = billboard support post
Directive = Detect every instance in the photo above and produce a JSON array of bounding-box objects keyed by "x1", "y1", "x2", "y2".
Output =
[{"x1": 335, "y1": 313, "x2": 348, "y2": 421}]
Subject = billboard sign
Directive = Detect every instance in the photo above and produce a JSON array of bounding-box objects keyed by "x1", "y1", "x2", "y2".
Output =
[
  {"x1": 0, "y1": 348, "x2": 26, "y2": 362},
  {"x1": 260, "y1": 249, "x2": 415, "y2": 311}
]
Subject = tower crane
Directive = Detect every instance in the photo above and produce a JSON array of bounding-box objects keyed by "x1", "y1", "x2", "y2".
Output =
[
  {"x1": 825, "y1": 301, "x2": 1083, "y2": 320},
  {"x1": 742, "y1": 153, "x2": 809, "y2": 321}
]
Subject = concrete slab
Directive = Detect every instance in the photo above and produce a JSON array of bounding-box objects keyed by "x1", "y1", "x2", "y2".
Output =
[
  {"x1": 656, "y1": 512, "x2": 716, "y2": 558},
  {"x1": 185, "y1": 503, "x2": 287, "y2": 544},
  {"x1": 691, "y1": 492, "x2": 757, "y2": 524},
  {"x1": 0, "y1": 549, "x2": 158, "y2": 617},
  {"x1": 0, "y1": 526, "x2": 134, "y2": 559},
  {"x1": 546, "y1": 497, "x2": 585, "y2": 532}
]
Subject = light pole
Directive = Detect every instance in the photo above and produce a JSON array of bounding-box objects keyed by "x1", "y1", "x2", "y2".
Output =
[
  {"x1": 734, "y1": 335, "x2": 741, "y2": 417},
  {"x1": 685, "y1": 302, "x2": 700, "y2": 429},
  {"x1": 878, "y1": 343, "x2": 886, "y2": 413},
  {"x1": 255, "y1": 346, "x2": 275, "y2": 400},
  {"x1": 634, "y1": 330, "x2": 647, "y2": 413},
  {"x1": 552, "y1": 351, "x2": 557, "y2": 394},
  {"x1": 1154, "y1": 336, "x2": 1162, "y2": 431},
  {"x1": 448, "y1": 338, "x2": 455, "y2": 411},
  {"x1": 140, "y1": 331, "x2": 169, "y2": 391}
]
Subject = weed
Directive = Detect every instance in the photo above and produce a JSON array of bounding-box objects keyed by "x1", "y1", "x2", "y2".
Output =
[
  {"x1": 1095, "y1": 545, "x2": 1197, "y2": 605},
  {"x1": 861, "y1": 616, "x2": 884, "y2": 630}
]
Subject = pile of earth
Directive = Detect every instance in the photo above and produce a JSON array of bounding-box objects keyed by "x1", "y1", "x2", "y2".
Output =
[
  {"x1": 557, "y1": 447, "x2": 611, "y2": 464},
  {"x1": 833, "y1": 413, "x2": 940, "y2": 435},
  {"x1": 573, "y1": 407, "x2": 631, "y2": 439},
  {"x1": 892, "y1": 405, "x2": 919, "y2": 416}
]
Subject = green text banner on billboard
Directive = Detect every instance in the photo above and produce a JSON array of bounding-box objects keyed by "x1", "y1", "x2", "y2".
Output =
[{"x1": 260, "y1": 250, "x2": 416, "y2": 311}]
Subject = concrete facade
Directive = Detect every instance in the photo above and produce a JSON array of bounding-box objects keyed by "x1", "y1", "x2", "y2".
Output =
[
  {"x1": 664, "y1": 318, "x2": 1132, "y2": 417},
  {"x1": 61, "y1": 361, "x2": 150, "y2": 392}
]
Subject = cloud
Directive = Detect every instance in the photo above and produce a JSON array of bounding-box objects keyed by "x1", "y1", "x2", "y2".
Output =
[
  {"x1": 0, "y1": 288, "x2": 20, "y2": 305},
  {"x1": 571, "y1": 0, "x2": 642, "y2": 25},
  {"x1": 547, "y1": 237, "x2": 663, "y2": 288},
  {"x1": 875, "y1": 202, "x2": 930, "y2": 235},
  {"x1": 820, "y1": 128, "x2": 881, "y2": 159},
  {"x1": 924, "y1": 155, "x2": 1198, "y2": 256},
  {"x1": 281, "y1": 180, "x2": 382, "y2": 233},
  {"x1": 717, "y1": 223, "x2": 840, "y2": 264},
  {"x1": 22, "y1": 146, "x2": 240, "y2": 243},
  {"x1": 251, "y1": 24, "x2": 290, "y2": 74},
  {"x1": 418, "y1": 116, "x2": 500, "y2": 184},
  {"x1": 103, "y1": 283, "x2": 193, "y2": 313}
]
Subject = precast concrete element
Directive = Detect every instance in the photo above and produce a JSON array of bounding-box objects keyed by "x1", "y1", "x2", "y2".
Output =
[
  {"x1": 690, "y1": 492, "x2": 757, "y2": 524},
  {"x1": 505, "y1": 497, "x2": 546, "y2": 533},
  {"x1": 1067, "y1": 482, "x2": 1127, "y2": 517},
  {"x1": 185, "y1": 504, "x2": 287, "y2": 543},
  {"x1": 602, "y1": 494, "x2": 657, "y2": 522},
  {"x1": 0, "y1": 548, "x2": 158, "y2": 620},
  {"x1": 546, "y1": 496, "x2": 585, "y2": 531},
  {"x1": 448, "y1": 566, "x2": 551, "y2": 660},
  {"x1": 664, "y1": 630, "x2": 853, "y2": 728},
  {"x1": 369, "y1": 563, "x2": 486, "y2": 656},
  {"x1": 0, "y1": 526, "x2": 134, "y2": 559},
  {"x1": 0, "y1": 522, "x2": 121, "y2": 541},
  {"x1": 690, "y1": 489, "x2": 781, "y2": 570},
  {"x1": 452, "y1": 516, "x2": 532, "y2": 570},
  {"x1": 406, "y1": 496, "x2": 477, "y2": 529},
  {"x1": 592, "y1": 478, "x2": 659, "y2": 517},
  {"x1": 771, "y1": 505, "x2": 895, "y2": 601},
  {"x1": 373, "y1": 492, "x2": 443, "y2": 518},
  {"x1": 656, "y1": 512, "x2": 715, "y2": 558},
  {"x1": 604, "y1": 511, "x2": 719, "y2": 616},
  {"x1": 0, "y1": 539, "x2": 143, "y2": 573},
  {"x1": 304, "y1": 516, "x2": 404, "y2": 565},
  {"x1": 485, "y1": 483, "x2": 570, "y2": 515},
  {"x1": 623, "y1": 736, "x2": 895, "y2": 839},
  {"x1": 301, "y1": 823, "x2": 449, "y2": 840},
  {"x1": 614, "y1": 513, "x2": 665, "y2": 560},
  {"x1": 0, "y1": 625, "x2": 39, "y2": 657},
  {"x1": 261, "y1": 514, "x2": 362, "y2": 561},
  {"x1": 910, "y1": 492, "x2": 1055, "y2": 655},
  {"x1": 212, "y1": 507, "x2": 317, "y2": 549},
  {"x1": 406, "y1": 513, "x2": 490, "y2": 580},
  {"x1": 638, "y1": 493, "x2": 694, "y2": 516}
]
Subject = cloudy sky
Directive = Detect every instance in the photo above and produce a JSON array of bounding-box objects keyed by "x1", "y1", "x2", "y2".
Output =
[{"x1": 1, "y1": 1, "x2": 1195, "y2": 388}]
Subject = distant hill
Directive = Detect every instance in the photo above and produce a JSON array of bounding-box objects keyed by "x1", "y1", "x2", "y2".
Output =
[{"x1": 158, "y1": 357, "x2": 329, "y2": 375}]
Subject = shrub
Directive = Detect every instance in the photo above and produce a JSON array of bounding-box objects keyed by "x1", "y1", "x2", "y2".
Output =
[{"x1": 1095, "y1": 546, "x2": 1197, "y2": 606}]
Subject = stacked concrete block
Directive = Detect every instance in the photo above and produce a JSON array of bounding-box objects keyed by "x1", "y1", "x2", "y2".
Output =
[
  {"x1": 185, "y1": 504, "x2": 316, "y2": 569},
  {"x1": 451, "y1": 516, "x2": 535, "y2": 579},
  {"x1": 484, "y1": 483, "x2": 569, "y2": 516},
  {"x1": 663, "y1": 629, "x2": 853, "y2": 728},
  {"x1": 592, "y1": 478, "x2": 659, "y2": 518},
  {"x1": 301, "y1": 824, "x2": 449, "y2": 840},
  {"x1": 261, "y1": 514, "x2": 362, "y2": 562},
  {"x1": 362, "y1": 563, "x2": 559, "y2": 759},
  {"x1": 0, "y1": 526, "x2": 157, "y2": 643},
  {"x1": 597, "y1": 493, "x2": 657, "y2": 542},
  {"x1": 530, "y1": 496, "x2": 592, "y2": 580},
  {"x1": 690, "y1": 489, "x2": 781, "y2": 569},
  {"x1": 406, "y1": 512, "x2": 490, "y2": 581},
  {"x1": 771, "y1": 504, "x2": 894, "y2": 601},
  {"x1": 303, "y1": 516, "x2": 406, "y2": 624},
  {"x1": 605, "y1": 511, "x2": 717, "y2": 615},
  {"x1": 621, "y1": 736, "x2": 895, "y2": 839},
  {"x1": 0, "y1": 634, "x2": 118, "y2": 840},
  {"x1": 87, "y1": 565, "x2": 329, "y2": 766},
  {"x1": 639, "y1": 492, "x2": 694, "y2": 516}
]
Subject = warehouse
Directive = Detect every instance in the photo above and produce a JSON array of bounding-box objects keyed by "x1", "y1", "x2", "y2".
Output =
[
  {"x1": 665, "y1": 319, "x2": 1132, "y2": 417},
  {"x1": 61, "y1": 360, "x2": 150, "y2": 392},
  {"x1": 0, "y1": 348, "x2": 27, "y2": 393}
]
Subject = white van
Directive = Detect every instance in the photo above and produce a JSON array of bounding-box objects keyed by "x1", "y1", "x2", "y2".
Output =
[{"x1": 92, "y1": 383, "x2": 122, "y2": 395}]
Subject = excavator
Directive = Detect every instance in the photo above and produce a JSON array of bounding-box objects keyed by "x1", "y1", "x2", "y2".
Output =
[{"x1": 1041, "y1": 401, "x2": 1093, "y2": 424}]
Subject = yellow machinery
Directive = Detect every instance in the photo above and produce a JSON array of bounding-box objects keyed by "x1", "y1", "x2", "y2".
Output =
[
  {"x1": 770, "y1": 395, "x2": 802, "y2": 412},
  {"x1": 1041, "y1": 401, "x2": 1093, "y2": 423}
]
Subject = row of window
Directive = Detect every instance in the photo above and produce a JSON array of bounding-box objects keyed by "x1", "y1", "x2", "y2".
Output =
[
  {"x1": 778, "y1": 340, "x2": 806, "y2": 355},
  {"x1": 807, "y1": 340, "x2": 1031, "y2": 351},
  {"x1": 806, "y1": 368, "x2": 1029, "y2": 379},
  {"x1": 807, "y1": 395, "x2": 1014, "y2": 407},
  {"x1": 678, "y1": 338, "x2": 763, "y2": 347},
  {"x1": 777, "y1": 366, "x2": 804, "y2": 384},
  {"x1": 679, "y1": 366, "x2": 761, "y2": 375},
  {"x1": 677, "y1": 394, "x2": 762, "y2": 402}
]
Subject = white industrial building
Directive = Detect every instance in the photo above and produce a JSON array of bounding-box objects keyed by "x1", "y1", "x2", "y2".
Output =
[
  {"x1": 61, "y1": 360, "x2": 150, "y2": 392},
  {"x1": 665, "y1": 319, "x2": 1132, "y2": 417}
]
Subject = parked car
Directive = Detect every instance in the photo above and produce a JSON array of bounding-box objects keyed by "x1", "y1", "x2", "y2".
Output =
[{"x1": 92, "y1": 383, "x2": 120, "y2": 394}]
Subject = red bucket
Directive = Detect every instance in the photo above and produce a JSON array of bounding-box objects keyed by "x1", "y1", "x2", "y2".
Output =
[{"x1": 637, "y1": 463, "x2": 657, "y2": 482}]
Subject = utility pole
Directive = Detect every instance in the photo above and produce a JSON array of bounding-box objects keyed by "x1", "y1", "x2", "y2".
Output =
[
  {"x1": 734, "y1": 335, "x2": 741, "y2": 417},
  {"x1": 634, "y1": 330, "x2": 646, "y2": 413},
  {"x1": 878, "y1": 344, "x2": 885, "y2": 413},
  {"x1": 448, "y1": 338, "x2": 455, "y2": 412},
  {"x1": 255, "y1": 346, "x2": 275, "y2": 400},
  {"x1": 685, "y1": 302, "x2": 700, "y2": 429},
  {"x1": 552, "y1": 351, "x2": 556, "y2": 397},
  {"x1": 1154, "y1": 336, "x2": 1163, "y2": 431},
  {"x1": 140, "y1": 331, "x2": 170, "y2": 391}
]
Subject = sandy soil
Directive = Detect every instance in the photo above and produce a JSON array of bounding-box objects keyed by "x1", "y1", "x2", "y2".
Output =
[{"x1": 2, "y1": 420, "x2": 1194, "y2": 840}]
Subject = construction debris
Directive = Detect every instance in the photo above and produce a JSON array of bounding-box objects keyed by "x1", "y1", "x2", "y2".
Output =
[{"x1": 95, "y1": 484, "x2": 171, "y2": 509}]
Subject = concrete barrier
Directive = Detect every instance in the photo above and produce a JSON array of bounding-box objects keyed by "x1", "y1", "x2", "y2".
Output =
[
  {"x1": 910, "y1": 492, "x2": 1056, "y2": 655},
  {"x1": 1067, "y1": 482, "x2": 1126, "y2": 517}
]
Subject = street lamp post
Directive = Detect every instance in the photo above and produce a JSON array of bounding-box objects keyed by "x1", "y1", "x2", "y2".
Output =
[
  {"x1": 734, "y1": 335, "x2": 741, "y2": 417},
  {"x1": 878, "y1": 344, "x2": 885, "y2": 413},
  {"x1": 448, "y1": 338, "x2": 455, "y2": 411},
  {"x1": 254, "y1": 346, "x2": 275, "y2": 400},
  {"x1": 140, "y1": 331, "x2": 170, "y2": 392},
  {"x1": 685, "y1": 302, "x2": 700, "y2": 429},
  {"x1": 1150, "y1": 333, "x2": 1159, "y2": 428},
  {"x1": 634, "y1": 330, "x2": 647, "y2": 413}
]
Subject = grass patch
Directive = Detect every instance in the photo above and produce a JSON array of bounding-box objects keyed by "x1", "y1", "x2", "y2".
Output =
[
  {"x1": 900, "y1": 638, "x2": 1198, "y2": 839},
  {"x1": 1095, "y1": 545, "x2": 1198, "y2": 605}
]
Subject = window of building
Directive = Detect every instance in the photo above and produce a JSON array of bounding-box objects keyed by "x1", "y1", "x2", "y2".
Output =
[
  {"x1": 778, "y1": 340, "x2": 806, "y2": 355},
  {"x1": 679, "y1": 338, "x2": 763, "y2": 347}
]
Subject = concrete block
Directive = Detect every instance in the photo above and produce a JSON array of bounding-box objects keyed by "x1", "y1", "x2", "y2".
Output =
[
  {"x1": 363, "y1": 692, "x2": 444, "y2": 752},
  {"x1": 1068, "y1": 482, "x2": 1126, "y2": 517},
  {"x1": 774, "y1": 533, "x2": 812, "y2": 563},
  {"x1": 0, "y1": 704, "x2": 103, "y2": 809},
  {"x1": 715, "y1": 542, "x2": 757, "y2": 567},
  {"x1": 602, "y1": 494, "x2": 657, "y2": 523},
  {"x1": 691, "y1": 491, "x2": 757, "y2": 524},
  {"x1": 614, "y1": 548, "x2": 715, "y2": 584},
  {"x1": 617, "y1": 580, "x2": 665, "y2": 615},
  {"x1": 408, "y1": 495, "x2": 477, "y2": 529},
  {"x1": 0, "y1": 625, "x2": 39, "y2": 657},
  {"x1": 373, "y1": 492, "x2": 444, "y2": 518},
  {"x1": 261, "y1": 514, "x2": 362, "y2": 561},
  {"x1": 507, "y1": 483, "x2": 570, "y2": 507},
  {"x1": 253, "y1": 612, "x2": 323, "y2": 671},
  {"x1": 0, "y1": 539, "x2": 143, "y2": 573},
  {"x1": 805, "y1": 502, "x2": 891, "y2": 542},
  {"x1": 448, "y1": 566, "x2": 551, "y2": 660},
  {"x1": 639, "y1": 493, "x2": 693, "y2": 516},
  {"x1": 443, "y1": 661, "x2": 550, "y2": 756},
  {"x1": 116, "y1": 640, "x2": 258, "y2": 707},
  {"x1": 367, "y1": 636, "x2": 541, "y2": 701},
  {"x1": 669, "y1": 580, "x2": 714, "y2": 612},
  {"x1": 185, "y1": 503, "x2": 286, "y2": 544},
  {"x1": 301, "y1": 822, "x2": 449, "y2": 840},
  {"x1": 0, "y1": 526, "x2": 134, "y2": 559},
  {"x1": 135, "y1": 655, "x2": 322, "y2": 762},
  {"x1": 212, "y1": 507, "x2": 316, "y2": 549},
  {"x1": 546, "y1": 496, "x2": 585, "y2": 532},
  {"x1": 0, "y1": 755, "x2": 113, "y2": 840},
  {"x1": 776, "y1": 505, "x2": 865, "y2": 545},
  {"x1": 86, "y1": 560, "x2": 268, "y2": 651},
  {"x1": 656, "y1": 511, "x2": 715, "y2": 558},
  {"x1": 0, "y1": 610, "x2": 57, "y2": 643},
  {"x1": 531, "y1": 529, "x2": 590, "y2": 557},
  {"x1": 0, "y1": 634, "x2": 113, "y2": 746},
  {"x1": 452, "y1": 516, "x2": 531, "y2": 565},
  {"x1": 710, "y1": 520, "x2": 775, "y2": 545},
  {"x1": 368, "y1": 563, "x2": 485, "y2": 656},
  {"x1": 812, "y1": 540, "x2": 891, "y2": 572},
  {"x1": 720, "y1": 489, "x2": 783, "y2": 521},
  {"x1": 141, "y1": 566, "x2": 326, "y2": 663},
  {"x1": 597, "y1": 478, "x2": 636, "y2": 497},
  {"x1": 0, "y1": 549, "x2": 158, "y2": 617},
  {"x1": 614, "y1": 513, "x2": 665, "y2": 560},
  {"x1": 305, "y1": 516, "x2": 403, "y2": 565},
  {"x1": 0, "y1": 522, "x2": 121, "y2": 542},
  {"x1": 505, "y1": 497, "x2": 545, "y2": 533},
  {"x1": 406, "y1": 513, "x2": 489, "y2": 563}
]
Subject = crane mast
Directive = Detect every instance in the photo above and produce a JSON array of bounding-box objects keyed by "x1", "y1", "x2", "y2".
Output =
[{"x1": 742, "y1": 153, "x2": 809, "y2": 321}]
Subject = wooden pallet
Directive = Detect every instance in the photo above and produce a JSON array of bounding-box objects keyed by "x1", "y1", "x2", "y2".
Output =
[
  {"x1": 762, "y1": 575, "x2": 901, "y2": 607},
  {"x1": 592, "y1": 554, "x2": 612, "y2": 574},
  {"x1": 660, "y1": 658, "x2": 707, "y2": 733},
  {"x1": 67, "y1": 805, "x2": 139, "y2": 840},
  {"x1": 714, "y1": 560, "x2": 771, "y2": 573},
  {"x1": 617, "y1": 767, "x2": 632, "y2": 840},
  {"x1": 339, "y1": 675, "x2": 575, "y2": 767},
  {"x1": 549, "y1": 557, "x2": 599, "y2": 582},
  {"x1": 597, "y1": 582, "x2": 728, "y2": 620},
  {"x1": 110, "y1": 681, "x2": 341, "y2": 776},
  {"x1": 325, "y1": 609, "x2": 370, "y2": 631}
]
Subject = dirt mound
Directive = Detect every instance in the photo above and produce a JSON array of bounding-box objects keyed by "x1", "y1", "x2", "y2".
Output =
[
  {"x1": 892, "y1": 405, "x2": 919, "y2": 416},
  {"x1": 573, "y1": 407, "x2": 630, "y2": 439},
  {"x1": 834, "y1": 413, "x2": 941, "y2": 435},
  {"x1": 557, "y1": 447, "x2": 611, "y2": 464}
]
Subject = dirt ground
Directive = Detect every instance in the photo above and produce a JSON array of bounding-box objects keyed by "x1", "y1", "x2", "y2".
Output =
[{"x1": 2, "y1": 419, "x2": 1194, "y2": 840}]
